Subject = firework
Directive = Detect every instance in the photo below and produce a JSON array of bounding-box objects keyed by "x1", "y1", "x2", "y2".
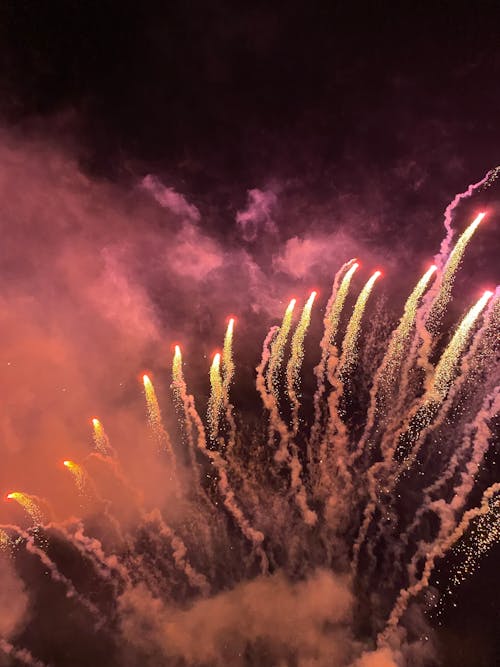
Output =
[{"x1": 2, "y1": 175, "x2": 499, "y2": 667}]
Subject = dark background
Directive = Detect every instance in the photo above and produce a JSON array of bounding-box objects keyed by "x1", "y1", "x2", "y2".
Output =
[{"x1": 0, "y1": 2, "x2": 499, "y2": 666}]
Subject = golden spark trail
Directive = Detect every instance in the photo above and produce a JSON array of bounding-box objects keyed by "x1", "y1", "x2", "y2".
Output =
[
  {"x1": 286, "y1": 291, "x2": 317, "y2": 435},
  {"x1": 143, "y1": 374, "x2": 174, "y2": 458},
  {"x1": 351, "y1": 265, "x2": 437, "y2": 462},
  {"x1": 430, "y1": 290, "x2": 493, "y2": 400},
  {"x1": 171, "y1": 345, "x2": 183, "y2": 402},
  {"x1": 91, "y1": 418, "x2": 111, "y2": 455},
  {"x1": 6, "y1": 492, "x2": 45, "y2": 526},
  {"x1": 339, "y1": 270, "x2": 381, "y2": 377},
  {"x1": 266, "y1": 298, "x2": 296, "y2": 400},
  {"x1": 207, "y1": 353, "x2": 224, "y2": 442},
  {"x1": 63, "y1": 460, "x2": 88, "y2": 495},
  {"x1": 222, "y1": 318, "x2": 235, "y2": 393},
  {"x1": 323, "y1": 262, "x2": 359, "y2": 353},
  {"x1": 427, "y1": 212, "x2": 485, "y2": 334}
]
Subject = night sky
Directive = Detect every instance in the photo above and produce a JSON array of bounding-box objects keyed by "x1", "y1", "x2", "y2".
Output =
[{"x1": 0, "y1": 3, "x2": 499, "y2": 667}]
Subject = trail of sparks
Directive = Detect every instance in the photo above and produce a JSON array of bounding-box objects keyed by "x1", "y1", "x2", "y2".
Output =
[
  {"x1": 427, "y1": 212, "x2": 485, "y2": 335},
  {"x1": 143, "y1": 374, "x2": 174, "y2": 459},
  {"x1": 92, "y1": 418, "x2": 111, "y2": 455},
  {"x1": 286, "y1": 291, "x2": 317, "y2": 435},
  {"x1": 63, "y1": 460, "x2": 89, "y2": 495},
  {"x1": 6, "y1": 492, "x2": 45, "y2": 526},
  {"x1": 207, "y1": 352, "x2": 224, "y2": 442},
  {"x1": 222, "y1": 318, "x2": 235, "y2": 394},
  {"x1": 339, "y1": 270, "x2": 381, "y2": 378},
  {"x1": 266, "y1": 298, "x2": 296, "y2": 401},
  {"x1": 430, "y1": 290, "x2": 493, "y2": 400}
]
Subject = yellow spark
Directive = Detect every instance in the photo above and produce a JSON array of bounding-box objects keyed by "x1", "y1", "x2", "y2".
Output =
[
  {"x1": 143, "y1": 374, "x2": 174, "y2": 456},
  {"x1": 340, "y1": 270, "x2": 381, "y2": 374},
  {"x1": 208, "y1": 352, "x2": 224, "y2": 441},
  {"x1": 63, "y1": 460, "x2": 87, "y2": 494},
  {"x1": 91, "y1": 417, "x2": 110, "y2": 455},
  {"x1": 431, "y1": 290, "x2": 493, "y2": 399},
  {"x1": 286, "y1": 291, "x2": 317, "y2": 434},
  {"x1": 266, "y1": 298, "x2": 296, "y2": 400},
  {"x1": 6, "y1": 492, "x2": 44, "y2": 525},
  {"x1": 428, "y1": 212, "x2": 485, "y2": 331},
  {"x1": 222, "y1": 318, "x2": 235, "y2": 394},
  {"x1": 325, "y1": 262, "x2": 359, "y2": 346}
]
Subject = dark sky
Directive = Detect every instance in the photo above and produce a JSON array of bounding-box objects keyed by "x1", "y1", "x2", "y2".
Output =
[
  {"x1": 1, "y1": 1, "x2": 499, "y2": 185},
  {"x1": 0, "y1": 3, "x2": 499, "y2": 667}
]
